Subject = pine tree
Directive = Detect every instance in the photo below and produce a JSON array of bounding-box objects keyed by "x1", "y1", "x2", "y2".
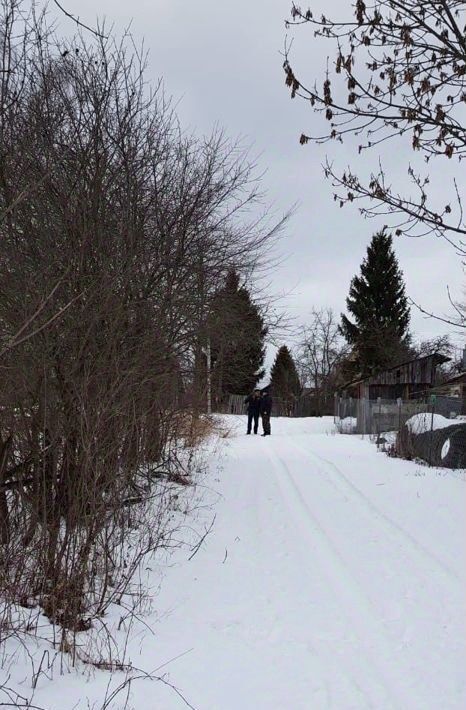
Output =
[
  {"x1": 270, "y1": 345, "x2": 301, "y2": 415},
  {"x1": 208, "y1": 271, "x2": 267, "y2": 400},
  {"x1": 340, "y1": 230, "x2": 411, "y2": 376}
]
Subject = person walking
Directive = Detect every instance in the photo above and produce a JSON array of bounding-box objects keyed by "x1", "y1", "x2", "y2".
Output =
[
  {"x1": 244, "y1": 389, "x2": 261, "y2": 434},
  {"x1": 260, "y1": 389, "x2": 272, "y2": 437}
]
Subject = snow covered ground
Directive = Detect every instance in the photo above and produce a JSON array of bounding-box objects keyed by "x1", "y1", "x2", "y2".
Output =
[{"x1": 1, "y1": 415, "x2": 465, "y2": 709}]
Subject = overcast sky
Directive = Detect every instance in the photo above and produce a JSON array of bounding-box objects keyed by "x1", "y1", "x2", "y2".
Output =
[{"x1": 54, "y1": 0, "x2": 465, "y2": 366}]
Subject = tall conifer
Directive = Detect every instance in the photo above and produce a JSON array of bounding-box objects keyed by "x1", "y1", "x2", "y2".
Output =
[
  {"x1": 340, "y1": 230, "x2": 410, "y2": 375},
  {"x1": 208, "y1": 271, "x2": 267, "y2": 398},
  {"x1": 270, "y1": 345, "x2": 301, "y2": 414}
]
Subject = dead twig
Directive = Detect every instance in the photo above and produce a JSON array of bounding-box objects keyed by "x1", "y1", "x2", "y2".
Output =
[{"x1": 188, "y1": 514, "x2": 216, "y2": 561}]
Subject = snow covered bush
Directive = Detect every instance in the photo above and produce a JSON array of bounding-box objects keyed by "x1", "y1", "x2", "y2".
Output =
[{"x1": 338, "y1": 417, "x2": 357, "y2": 434}]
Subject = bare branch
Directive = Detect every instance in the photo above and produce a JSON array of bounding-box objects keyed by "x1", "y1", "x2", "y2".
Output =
[{"x1": 52, "y1": 0, "x2": 108, "y2": 39}]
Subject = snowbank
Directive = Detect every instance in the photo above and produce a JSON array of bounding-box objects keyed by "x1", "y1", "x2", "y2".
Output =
[
  {"x1": 338, "y1": 416, "x2": 357, "y2": 433},
  {"x1": 406, "y1": 412, "x2": 459, "y2": 434}
]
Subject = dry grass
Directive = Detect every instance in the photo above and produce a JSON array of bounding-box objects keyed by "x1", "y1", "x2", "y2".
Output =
[{"x1": 174, "y1": 410, "x2": 236, "y2": 447}]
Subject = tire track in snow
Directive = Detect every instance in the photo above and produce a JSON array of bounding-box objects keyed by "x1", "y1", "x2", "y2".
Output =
[
  {"x1": 261, "y1": 441, "x2": 407, "y2": 710},
  {"x1": 256, "y1": 445, "x2": 383, "y2": 709},
  {"x1": 221, "y1": 439, "x2": 368, "y2": 708},
  {"x1": 289, "y1": 439, "x2": 459, "y2": 583},
  {"x1": 252, "y1": 447, "x2": 379, "y2": 710}
]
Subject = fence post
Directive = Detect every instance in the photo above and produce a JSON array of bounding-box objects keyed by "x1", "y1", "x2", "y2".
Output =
[
  {"x1": 428, "y1": 394, "x2": 436, "y2": 466},
  {"x1": 377, "y1": 397, "x2": 382, "y2": 444},
  {"x1": 397, "y1": 397, "x2": 402, "y2": 434}
]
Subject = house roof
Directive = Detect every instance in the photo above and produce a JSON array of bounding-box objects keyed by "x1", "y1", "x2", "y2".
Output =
[
  {"x1": 444, "y1": 371, "x2": 466, "y2": 385},
  {"x1": 337, "y1": 352, "x2": 450, "y2": 391}
]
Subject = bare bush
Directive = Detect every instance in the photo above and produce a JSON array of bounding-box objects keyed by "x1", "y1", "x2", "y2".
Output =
[{"x1": 0, "y1": 0, "x2": 280, "y2": 652}]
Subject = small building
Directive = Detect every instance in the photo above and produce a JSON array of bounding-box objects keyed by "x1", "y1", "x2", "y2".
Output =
[
  {"x1": 339, "y1": 353, "x2": 450, "y2": 401},
  {"x1": 440, "y1": 371, "x2": 466, "y2": 398},
  {"x1": 434, "y1": 371, "x2": 466, "y2": 415}
]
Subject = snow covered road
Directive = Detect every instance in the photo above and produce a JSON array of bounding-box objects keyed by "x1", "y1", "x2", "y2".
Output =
[
  {"x1": 149, "y1": 415, "x2": 465, "y2": 710},
  {"x1": 5, "y1": 415, "x2": 465, "y2": 709}
]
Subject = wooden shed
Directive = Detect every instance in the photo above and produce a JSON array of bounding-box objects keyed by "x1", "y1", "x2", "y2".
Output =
[
  {"x1": 435, "y1": 371, "x2": 466, "y2": 414},
  {"x1": 438, "y1": 371, "x2": 466, "y2": 397},
  {"x1": 339, "y1": 353, "x2": 450, "y2": 401}
]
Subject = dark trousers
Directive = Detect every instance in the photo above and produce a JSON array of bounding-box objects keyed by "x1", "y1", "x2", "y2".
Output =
[
  {"x1": 247, "y1": 411, "x2": 259, "y2": 434},
  {"x1": 261, "y1": 413, "x2": 271, "y2": 435}
]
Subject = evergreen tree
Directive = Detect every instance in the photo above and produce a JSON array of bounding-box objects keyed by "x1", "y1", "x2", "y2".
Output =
[
  {"x1": 208, "y1": 271, "x2": 267, "y2": 399},
  {"x1": 270, "y1": 345, "x2": 301, "y2": 415},
  {"x1": 340, "y1": 230, "x2": 411, "y2": 376}
]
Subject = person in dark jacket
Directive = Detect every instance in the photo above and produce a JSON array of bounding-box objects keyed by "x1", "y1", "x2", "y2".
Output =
[
  {"x1": 260, "y1": 390, "x2": 272, "y2": 436},
  {"x1": 244, "y1": 389, "x2": 261, "y2": 434}
]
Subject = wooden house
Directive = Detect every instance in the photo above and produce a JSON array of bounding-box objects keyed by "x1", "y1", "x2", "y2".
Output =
[{"x1": 338, "y1": 353, "x2": 450, "y2": 401}]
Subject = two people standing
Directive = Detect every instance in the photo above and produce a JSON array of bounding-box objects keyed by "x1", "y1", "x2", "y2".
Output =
[{"x1": 244, "y1": 389, "x2": 272, "y2": 437}]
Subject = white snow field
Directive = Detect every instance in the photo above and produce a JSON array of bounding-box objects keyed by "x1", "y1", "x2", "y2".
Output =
[{"x1": 1, "y1": 415, "x2": 465, "y2": 709}]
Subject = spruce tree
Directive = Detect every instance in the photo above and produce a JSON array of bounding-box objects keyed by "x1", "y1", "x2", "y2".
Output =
[
  {"x1": 340, "y1": 230, "x2": 410, "y2": 376},
  {"x1": 270, "y1": 345, "x2": 301, "y2": 415},
  {"x1": 208, "y1": 271, "x2": 267, "y2": 399}
]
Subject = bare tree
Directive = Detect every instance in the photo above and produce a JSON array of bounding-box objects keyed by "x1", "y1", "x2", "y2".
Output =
[
  {"x1": 283, "y1": 1, "x2": 466, "y2": 303},
  {"x1": 0, "y1": 0, "x2": 282, "y2": 650},
  {"x1": 298, "y1": 308, "x2": 349, "y2": 414},
  {"x1": 413, "y1": 333, "x2": 459, "y2": 380}
]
